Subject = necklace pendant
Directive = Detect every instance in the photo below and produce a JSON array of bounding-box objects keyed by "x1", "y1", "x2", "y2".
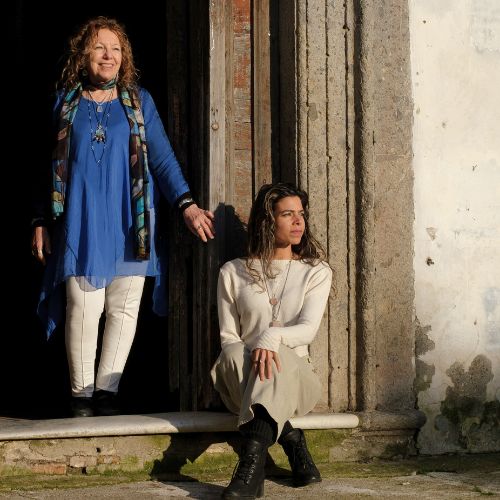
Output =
[
  {"x1": 269, "y1": 297, "x2": 278, "y2": 306},
  {"x1": 93, "y1": 125, "x2": 106, "y2": 143},
  {"x1": 269, "y1": 320, "x2": 283, "y2": 327},
  {"x1": 96, "y1": 104, "x2": 103, "y2": 113}
]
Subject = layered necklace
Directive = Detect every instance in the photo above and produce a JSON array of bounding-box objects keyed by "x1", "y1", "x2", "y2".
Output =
[
  {"x1": 87, "y1": 88, "x2": 114, "y2": 165},
  {"x1": 262, "y1": 258, "x2": 292, "y2": 327}
]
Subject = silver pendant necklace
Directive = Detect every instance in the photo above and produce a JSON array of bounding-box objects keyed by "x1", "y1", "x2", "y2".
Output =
[
  {"x1": 87, "y1": 91, "x2": 113, "y2": 165},
  {"x1": 88, "y1": 89, "x2": 113, "y2": 143},
  {"x1": 263, "y1": 258, "x2": 292, "y2": 327},
  {"x1": 89, "y1": 88, "x2": 113, "y2": 112}
]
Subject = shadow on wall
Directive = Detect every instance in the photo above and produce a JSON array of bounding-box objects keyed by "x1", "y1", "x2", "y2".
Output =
[
  {"x1": 414, "y1": 318, "x2": 436, "y2": 394},
  {"x1": 221, "y1": 204, "x2": 248, "y2": 262},
  {"x1": 434, "y1": 355, "x2": 500, "y2": 452},
  {"x1": 149, "y1": 432, "x2": 291, "y2": 487},
  {"x1": 149, "y1": 433, "x2": 239, "y2": 483}
]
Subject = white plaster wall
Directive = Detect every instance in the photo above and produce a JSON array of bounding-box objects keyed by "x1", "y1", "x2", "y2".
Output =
[{"x1": 410, "y1": 0, "x2": 500, "y2": 454}]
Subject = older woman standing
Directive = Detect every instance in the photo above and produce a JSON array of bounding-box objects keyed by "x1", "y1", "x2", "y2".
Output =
[
  {"x1": 32, "y1": 16, "x2": 214, "y2": 417},
  {"x1": 211, "y1": 183, "x2": 332, "y2": 498}
]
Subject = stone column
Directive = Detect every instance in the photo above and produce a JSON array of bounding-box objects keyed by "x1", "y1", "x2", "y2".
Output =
[
  {"x1": 291, "y1": 0, "x2": 417, "y2": 415},
  {"x1": 292, "y1": 0, "x2": 355, "y2": 411}
]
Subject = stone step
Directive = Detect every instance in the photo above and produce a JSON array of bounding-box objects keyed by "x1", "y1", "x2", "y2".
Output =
[
  {"x1": 0, "y1": 412, "x2": 359, "y2": 441},
  {"x1": 0, "y1": 411, "x2": 424, "y2": 478}
]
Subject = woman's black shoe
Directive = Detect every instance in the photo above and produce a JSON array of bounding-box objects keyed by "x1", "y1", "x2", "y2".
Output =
[
  {"x1": 93, "y1": 390, "x2": 120, "y2": 416},
  {"x1": 70, "y1": 397, "x2": 94, "y2": 417},
  {"x1": 278, "y1": 428, "x2": 321, "y2": 487},
  {"x1": 222, "y1": 438, "x2": 267, "y2": 499}
]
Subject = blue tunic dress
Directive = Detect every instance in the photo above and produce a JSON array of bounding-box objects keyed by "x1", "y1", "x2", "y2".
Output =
[{"x1": 39, "y1": 88, "x2": 190, "y2": 337}]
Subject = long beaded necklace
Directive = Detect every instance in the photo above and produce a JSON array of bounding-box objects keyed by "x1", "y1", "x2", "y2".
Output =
[
  {"x1": 262, "y1": 258, "x2": 292, "y2": 327},
  {"x1": 87, "y1": 88, "x2": 114, "y2": 165}
]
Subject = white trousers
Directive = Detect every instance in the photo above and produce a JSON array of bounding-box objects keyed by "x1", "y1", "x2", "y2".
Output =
[{"x1": 65, "y1": 276, "x2": 145, "y2": 397}]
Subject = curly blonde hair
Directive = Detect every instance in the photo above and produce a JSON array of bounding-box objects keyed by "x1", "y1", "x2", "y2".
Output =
[
  {"x1": 58, "y1": 16, "x2": 138, "y2": 89},
  {"x1": 246, "y1": 183, "x2": 326, "y2": 284}
]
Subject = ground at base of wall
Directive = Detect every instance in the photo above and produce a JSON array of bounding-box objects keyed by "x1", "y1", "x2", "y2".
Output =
[{"x1": 1, "y1": 453, "x2": 499, "y2": 498}]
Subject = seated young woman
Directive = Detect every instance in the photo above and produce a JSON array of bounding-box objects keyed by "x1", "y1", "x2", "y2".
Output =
[{"x1": 211, "y1": 183, "x2": 333, "y2": 499}]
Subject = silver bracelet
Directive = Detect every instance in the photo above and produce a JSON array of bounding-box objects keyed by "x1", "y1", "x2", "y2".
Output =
[{"x1": 178, "y1": 197, "x2": 195, "y2": 209}]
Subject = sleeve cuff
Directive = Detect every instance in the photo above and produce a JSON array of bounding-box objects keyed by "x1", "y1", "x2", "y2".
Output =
[
  {"x1": 253, "y1": 329, "x2": 282, "y2": 353},
  {"x1": 31, "y1": 217, "x2": 48, "y2": 229}
]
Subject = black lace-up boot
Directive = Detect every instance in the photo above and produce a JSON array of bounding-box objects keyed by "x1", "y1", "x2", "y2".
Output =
[
  {"x1": 93, "y1": 390, "x2": 120, "y2": 416},
  {"x1": 70, "y1": 396, "x2": 94, "y2": 417},
  {"x1": 222, "y1": 438, "x2": 267, "y2": 499},
  {"x1": 278, "y1": 428, "x2": 321, "y2": 487}
]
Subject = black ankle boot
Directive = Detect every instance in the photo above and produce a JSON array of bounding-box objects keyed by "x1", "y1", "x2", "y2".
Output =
[
  {"x1": 222, "y1": 438, "x2": 267, "y2": 499},
  {"x1": 278, "y1": 428, "x2": 321, "y2": 487},
  {"x1": 93, "y1": 390, "x2": 120, "y2": 416},
  {"x1": 70, "y1": 397, "x2": 94, "y2": 417}
]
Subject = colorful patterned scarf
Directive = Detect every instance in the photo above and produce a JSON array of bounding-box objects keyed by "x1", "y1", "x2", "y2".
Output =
[{"x1": 52, "y1": 83, "x2": 151, "y2": 260}]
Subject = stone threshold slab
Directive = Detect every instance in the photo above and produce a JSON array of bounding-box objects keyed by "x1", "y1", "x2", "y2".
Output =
[{"x1": 0, "y1": 412, "x2": 359, "y2": 441}]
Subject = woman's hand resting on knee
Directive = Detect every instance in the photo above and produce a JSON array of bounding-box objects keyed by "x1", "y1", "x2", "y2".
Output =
[{"x1": 252, "y1": 348, "x2": 281, "y2": 381}]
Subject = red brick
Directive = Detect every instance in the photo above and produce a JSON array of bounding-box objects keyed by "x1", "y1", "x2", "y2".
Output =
[
  {"x1": 31, "y1": 463, "x2": 67, "y2": 475},
  {"x1": 233, "y1": 0, "x2": 251, "y2": 34}
]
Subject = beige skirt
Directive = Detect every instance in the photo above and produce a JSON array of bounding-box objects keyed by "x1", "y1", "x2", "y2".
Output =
[{"x1": 210, "y1": 342, "x2": 322, "y2": 438}]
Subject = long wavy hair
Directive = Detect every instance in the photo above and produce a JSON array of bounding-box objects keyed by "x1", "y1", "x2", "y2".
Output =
[
  {"x1": 246, "y1": 183, "x2": 326, "y2": 283},
  {"x1": 58, "y1": 16, "x2": 138, "y2": 90}
]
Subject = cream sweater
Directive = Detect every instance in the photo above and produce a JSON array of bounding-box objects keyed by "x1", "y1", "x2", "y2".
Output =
[{"x1": 217, "y1": 258, "x2": 332, "y2": 357}]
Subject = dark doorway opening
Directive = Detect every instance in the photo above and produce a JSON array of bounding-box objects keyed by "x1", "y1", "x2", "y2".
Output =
[{"x1": 5, "y1": 2, "x2": 206, "y2": 418}]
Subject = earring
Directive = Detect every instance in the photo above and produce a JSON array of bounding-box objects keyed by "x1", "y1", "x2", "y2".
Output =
[{"x1": 82, "y1": 69, "x2": 88, "y2": 76}]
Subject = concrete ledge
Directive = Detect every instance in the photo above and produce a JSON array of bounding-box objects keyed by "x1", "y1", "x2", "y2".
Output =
[{"x1": 0, "y1": 412, "x2": 359, "y2": 441}]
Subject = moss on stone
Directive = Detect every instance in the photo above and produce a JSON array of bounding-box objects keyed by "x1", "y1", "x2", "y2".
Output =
[
  {"x1": 0, "y1": 473, "x2": 147, "y2": 492},
  {"x1": 0, "y1": 465, "x2": 35, "y2": 478},
  {"x1": 301, "y1": 429, "x2": 352, "y2": 462},
  {"x1": 28, "y1": 439, "x2": 57, "y2": 448},
  {"x1": 120, "y1": 455, "x2": 140, "y2": 466},
  {"x1": 145, "y1": 435, "x2": 171, "y2": 449},
  {"x1": 149, "y1": 446, "x2": 239, "y2": 482},
  {"x1": 152, "y1": 429, "x2": 353, "y2": 481},
  {"x1": 2, "y1": 452, "x2": 499, "y2": 490}
]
